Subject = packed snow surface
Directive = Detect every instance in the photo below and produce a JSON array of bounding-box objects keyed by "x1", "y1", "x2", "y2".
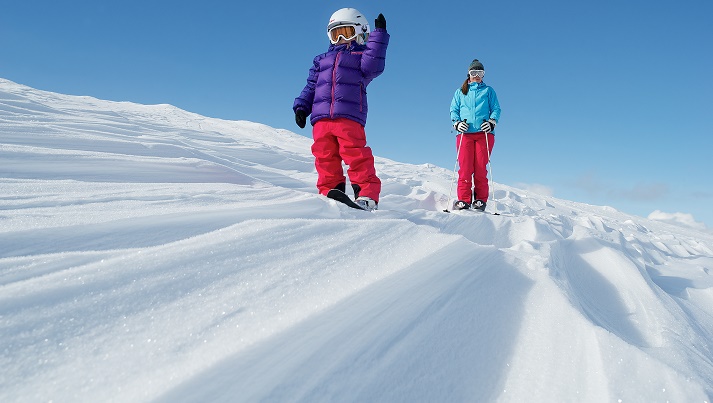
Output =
[{"x1": 1, "y1": 78, "x2": 712, "y2": 402}]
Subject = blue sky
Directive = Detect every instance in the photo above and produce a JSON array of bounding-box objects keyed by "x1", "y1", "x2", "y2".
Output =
[{"x1": 2, "y1": 0, "x2": 712, "y2": 227}]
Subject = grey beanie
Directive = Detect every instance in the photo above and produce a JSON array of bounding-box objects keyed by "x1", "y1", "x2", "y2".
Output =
[{"x1": 468, "y1": 59, "x2": 485, "y2": 71}]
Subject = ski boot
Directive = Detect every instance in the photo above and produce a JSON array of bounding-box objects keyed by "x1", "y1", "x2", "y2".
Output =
[{"x1": 453, "y1": 200, "x2": 471, "y2": 210}]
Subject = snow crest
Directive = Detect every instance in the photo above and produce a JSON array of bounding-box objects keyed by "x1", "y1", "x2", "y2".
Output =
[{"x1": 2, "y1": 78, "x2": 712, "y2": 402}]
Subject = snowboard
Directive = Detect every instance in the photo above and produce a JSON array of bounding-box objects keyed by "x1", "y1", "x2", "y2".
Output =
[{"x1": 327, "y1": 189, "x2": 367, "y2": 210}]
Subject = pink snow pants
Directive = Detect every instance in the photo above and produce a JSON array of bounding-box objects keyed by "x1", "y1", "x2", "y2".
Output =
[
  {"x1": 312, "y1": 118, "x2": 381, "y2": 202},
  {"x1": 456, "y1": 132, "x2": 495, "y2": 203}
]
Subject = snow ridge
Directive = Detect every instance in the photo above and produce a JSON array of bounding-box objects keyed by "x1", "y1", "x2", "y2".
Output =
[{"x1": 2, "y1": 78, "x2": 712, "y2": 402}]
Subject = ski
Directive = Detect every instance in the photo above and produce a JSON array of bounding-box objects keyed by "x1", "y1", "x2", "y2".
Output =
[
  {"x1": 443, "y1": 200, "x2": 502, "y2": 215},
  {"x1": 444, "y1": 208, "x2": 502, "y2": 216},
  {"x1": 327, "y1": 189, "x2": 367, "y2": 211}
]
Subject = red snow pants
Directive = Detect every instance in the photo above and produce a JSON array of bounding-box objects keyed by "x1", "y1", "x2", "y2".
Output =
[
  {"x1": 312, "y1": 118, "x2": 381, "y2": 202},
  {"x1": 456, "y1": 132, "x2": 495, "y2": 203}
]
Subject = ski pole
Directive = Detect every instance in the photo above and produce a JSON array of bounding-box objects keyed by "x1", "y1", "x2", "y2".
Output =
[
  {"x1": 444, "y1": 119, "x2": 466, "y2": 212},
  {"x1": 483, "y1": 120, "x2": 499, "y2": 215}
]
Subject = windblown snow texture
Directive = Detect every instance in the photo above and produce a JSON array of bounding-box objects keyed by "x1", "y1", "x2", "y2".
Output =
[{"x1": 1, "y1": 78, "x2": 712, "y2": 402}]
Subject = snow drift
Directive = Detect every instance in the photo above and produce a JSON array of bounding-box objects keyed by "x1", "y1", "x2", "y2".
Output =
[{"x1": 1, "y1": 78, "x2": 712, "y2": 402}]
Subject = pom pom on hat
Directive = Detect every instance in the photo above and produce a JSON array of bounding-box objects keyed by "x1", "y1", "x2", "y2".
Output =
[{"x1": 468, "y1": 59, "x2": 484, "y2": 71}]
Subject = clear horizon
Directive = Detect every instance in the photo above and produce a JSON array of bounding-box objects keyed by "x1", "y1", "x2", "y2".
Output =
[{"x1": 2, "y1": 0, "x2": 711, "y2": 227}]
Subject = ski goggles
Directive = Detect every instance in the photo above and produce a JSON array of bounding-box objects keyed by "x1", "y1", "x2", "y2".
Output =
[
  {"x1": 468, "y1": 69, "x2": 485, "y2": 78},
  {"x1": 328, "y1": 25, "x2": 358, "y2": 44}
]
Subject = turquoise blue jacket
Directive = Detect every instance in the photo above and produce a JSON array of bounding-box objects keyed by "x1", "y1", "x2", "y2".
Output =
[{"x1": 450, "y1": 81, "x2": 501, "y2": 134}]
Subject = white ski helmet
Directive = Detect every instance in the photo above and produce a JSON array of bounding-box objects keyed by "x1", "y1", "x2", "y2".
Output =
[{"x1": 327, "y1": 8, "x2": 370, "y2": 45}]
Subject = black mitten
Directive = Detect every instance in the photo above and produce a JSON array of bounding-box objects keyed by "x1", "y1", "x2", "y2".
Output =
[
  {"x1": 295, "y1": 110, "x2": 307, "y2": 129},
  {"x1": 375, "y1": 14, "x2": 386, "y2": 30}
]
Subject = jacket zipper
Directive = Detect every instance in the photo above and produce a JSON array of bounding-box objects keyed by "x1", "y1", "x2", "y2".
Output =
[
  {"x1": 473, "y1": 85, "x2": 479, "y2": 130},
  {"x1": 360, "y1": 82, "x2": 364, "y2": 112},
  {"x1": 330, "y1": 53, "x2": 341, "y2": 118}
]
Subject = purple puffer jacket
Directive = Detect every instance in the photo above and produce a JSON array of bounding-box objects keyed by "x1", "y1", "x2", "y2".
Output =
[{"x1": 293, "y1": 28, "x2": 389, "y2": 127}]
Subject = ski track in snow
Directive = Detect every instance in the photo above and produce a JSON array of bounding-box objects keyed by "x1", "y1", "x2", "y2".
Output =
[{"x1": 2, "y1": 78, "x2": 713, "y2": 402}]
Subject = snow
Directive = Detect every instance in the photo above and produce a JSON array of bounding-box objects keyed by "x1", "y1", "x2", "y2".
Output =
[{"x1": 1, "y1": 77, "x2": 712, "y2": 402}]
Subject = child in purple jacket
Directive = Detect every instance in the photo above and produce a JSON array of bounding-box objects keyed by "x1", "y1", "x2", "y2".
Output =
[{"x1": 293, "y1": 8, "x2": 389, "y2": 211}]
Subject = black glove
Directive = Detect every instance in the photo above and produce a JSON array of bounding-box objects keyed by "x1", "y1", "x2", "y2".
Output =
[
  {"x1": 481, "y1": 119, "x2": 496, "y2": 133},
  {"x1": 295, "y1": 110, "x2": 307, "y2": 129},
  {"x1": 453, "y1": 120, "x2": 468, "y2": 133},
  {"x1": 375, "y1": 13, "x2": 386, "y2": 30}
]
